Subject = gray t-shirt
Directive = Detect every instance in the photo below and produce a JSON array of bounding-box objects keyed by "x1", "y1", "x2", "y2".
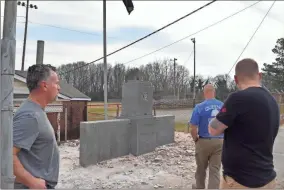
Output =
[{"x1": 13, "y1": 99, "x2": 59, "y2": 188}]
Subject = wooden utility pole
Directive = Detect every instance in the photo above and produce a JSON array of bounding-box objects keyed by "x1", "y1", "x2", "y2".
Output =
[
  {"x1": 21, "y1": 0, "x2": 29, "y2": 70},
  {"x1": 1, "y1": 0, "x2": 17, "y2": 188}
]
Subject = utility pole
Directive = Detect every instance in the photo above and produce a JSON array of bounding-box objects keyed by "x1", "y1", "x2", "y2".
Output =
[
  {"x1": 102, "y1": 0, "x2": 134, "y2": 120},
  {"x1": 36, "y1": 40, "x2": 44, "y2": 65},
  {"x1": 191, "y1": 38, "x2": 196, "y2": 108},
  {"x1": 18, "y1": 0, "x2": 38, "y2": 71},
  {"x1": 1, "y1": 1, "x2": 17, "y2": 188},
  {"x1": 173, "y1": 58, "x2": 177, "y2": 98},
  {"x1": 21, "y1": 0, "x2": 29, "y2": 70},
  {"x1": 103, "y1": 0, "x2": 108, "y2": 120},
  {"x1": 0, "y1": 1, "x2": 2, "y2": 187}
]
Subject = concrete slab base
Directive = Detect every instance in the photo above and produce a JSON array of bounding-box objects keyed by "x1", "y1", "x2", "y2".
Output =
[
  {"x1": 79, "y1": 115, "x2": 175, "y2": 167},
  {"x1": 155, "y1": 115, "x2": 175, "y2": 147},
  {"x1": 79, "y1": 119, "x2": 131, "y2": 167},
  {"x1": 130, "y1": 117, "x2": 156, "y2": 156}
]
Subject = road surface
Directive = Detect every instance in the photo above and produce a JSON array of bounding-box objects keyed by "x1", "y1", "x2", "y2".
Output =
[
  {"x1": 274, "y1": 127, "x2": 284, "y2": 188},
  {"x1": 155, "y1": 109, "x2": 193, "y2": 123}
]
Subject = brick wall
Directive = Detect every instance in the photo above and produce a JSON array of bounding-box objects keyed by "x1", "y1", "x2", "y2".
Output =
[
  {"x1": 47, "y1": 100, "x2": 87, "y2": 141},
  {"x1": 64, "y1": 100, "x2": 87, "y2": 140}
]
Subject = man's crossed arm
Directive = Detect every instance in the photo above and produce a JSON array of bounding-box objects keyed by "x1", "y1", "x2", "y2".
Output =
[{"x1": 208, "y1": 118, "x2": 228, "y2": 136}]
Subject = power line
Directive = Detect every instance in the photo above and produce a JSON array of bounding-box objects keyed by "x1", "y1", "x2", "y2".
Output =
[
  {"x1": 13, "y1": 15, "x2": 121, "y2": 39},
  {"x1": 16, "y1": 18, "x2": 121, "y2": 39},
  {"x1": 26, "y1": 20, "x2": 121, "y2": 40},
  {"x1": 60, "y1": 0, "x2": 217, "y2": 75},
  {"x1": 124, "y1": 1, "x2": 261, "y2": 65},
  {"x1": 227, "y1": 0, "x2": 276, "y2": 75},
  {"x1": 184, "y1": 49, "x2": 194, "y2": 66}
]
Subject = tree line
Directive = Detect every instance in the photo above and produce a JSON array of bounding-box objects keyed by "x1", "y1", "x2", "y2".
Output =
[{"x1": 58, "y1": 38, "x2": 284, "y2": 101}]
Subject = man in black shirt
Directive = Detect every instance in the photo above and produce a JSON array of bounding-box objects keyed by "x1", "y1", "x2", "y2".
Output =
[{"x1": 208, "y1": 58, "x2": 279, "y2": 189}]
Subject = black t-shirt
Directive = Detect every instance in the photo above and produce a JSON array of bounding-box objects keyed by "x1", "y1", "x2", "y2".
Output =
[{"x1": 216, "y1": 87, "x2": 280, "y2": 188}]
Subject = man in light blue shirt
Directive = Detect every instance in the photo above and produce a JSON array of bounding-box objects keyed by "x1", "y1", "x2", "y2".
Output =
[{"x1": 189, "y1": 84, "x2": 224, "y2": 189}]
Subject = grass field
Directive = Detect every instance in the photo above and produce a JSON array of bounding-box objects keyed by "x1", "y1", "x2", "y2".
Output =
[
  {"x1": 87, "y1": 104, "x2": 119, "y2": 121},
  {"x1": 87, "y1": 102, "x2": 284, "y2": 130},
  {"x1": 87, "y1": 102, "x2": 191, "y2": 132}
]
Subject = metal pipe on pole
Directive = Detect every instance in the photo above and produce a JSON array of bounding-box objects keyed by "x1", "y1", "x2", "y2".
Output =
[
  {"x1": 191, "y1": 38, "x2": 196, "y2": 108},
  {"x1": 21, "y1": 0, "x2": 29, "y2": 71},
  {"x1": 103, "y1": 0, "x2": 108, "y2": 120},
  {"x1": 172, "y1": 58, "x2": 177, "y2": 98},
  {"x1": 36, "y1": 40, "x2": 44, "y2": 65},
  {"x1": 1, "y1": 0, "x2": 17, "y2": 188}
]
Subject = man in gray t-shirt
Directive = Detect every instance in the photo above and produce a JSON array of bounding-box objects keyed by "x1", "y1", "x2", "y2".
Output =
[{"x1": 13, "y1": 64, "x2": 60, "y2": 189}]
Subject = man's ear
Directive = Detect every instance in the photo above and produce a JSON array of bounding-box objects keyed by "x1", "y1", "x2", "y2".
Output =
[
  {"x1": 258, "y1": 72, "x2": 262, "y2": 81},
  {"x1": 38, "y1": 81, "x2": 48, "y2": 91},
  {"x1": 234, "y1": 75, "x2": 238, "y2": 85}
]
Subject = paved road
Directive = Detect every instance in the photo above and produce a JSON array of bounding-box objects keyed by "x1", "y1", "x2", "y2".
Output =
[
  {"x1": 155, "y1": 109, "x2": 193, "y2": 123},
  {"x1": 274, "y1": 128, "x2": 284, "y2": 188}
]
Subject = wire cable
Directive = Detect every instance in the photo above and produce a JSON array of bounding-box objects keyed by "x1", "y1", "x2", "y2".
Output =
[
  {"x1": 184, "y1": 49, "x2": 194, "y2": 66},
  {"x1": 227, "y1": 0, "x2": 276, "y2": 75},
  {"x1": 26, "y1": 20, "x2": 121, "y2": 40},
  {"x1": 60, "y1": 0, "x2": 217, "y2": 75},
  {"x1": 124, "y1": 1, "x2": 261, "y2": 65},
  {"x1": 13, "y1": 15, "x2": 120, "y2": 39}
]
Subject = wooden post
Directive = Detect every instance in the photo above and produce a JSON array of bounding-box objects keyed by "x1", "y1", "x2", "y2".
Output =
[
  {"x1": 57, "y1": 112, "x2": 60, "y2": 144},
  {"x1": 116, "y1": 104, "x2": 119, "y2": 118},
  {"x1": 65, "y1": 107, "x2": 67, "y2": 141}
]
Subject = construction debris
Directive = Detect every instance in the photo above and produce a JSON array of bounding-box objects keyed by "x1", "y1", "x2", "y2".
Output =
[
  {"x1": 57, "y1": 132, "x2": 196, "y2": 189},
  {"x1": 57, "y1": 132, "x2": 284, "y2": 189}
]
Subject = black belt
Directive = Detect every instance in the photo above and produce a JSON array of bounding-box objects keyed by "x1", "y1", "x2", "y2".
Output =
[{"x1": 199, "y1": 136, "x2": 223, "y2": 139}]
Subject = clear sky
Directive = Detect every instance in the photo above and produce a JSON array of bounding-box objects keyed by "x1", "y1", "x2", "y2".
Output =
[{"x1": 1, "y1": 1, "x2": 284, "y2": 78}]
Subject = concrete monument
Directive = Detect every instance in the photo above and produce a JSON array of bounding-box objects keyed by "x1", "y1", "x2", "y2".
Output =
[{"x1": 80, "y1": 80, "x2": 175, "y2": 167}]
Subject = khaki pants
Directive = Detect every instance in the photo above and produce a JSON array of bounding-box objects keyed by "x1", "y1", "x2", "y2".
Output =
[
  {"x1": 194, "y1": 138, "x2": 223, "y2": 189},
  {"x1": 220, "y1": 175, "x2": 276, "y2": 189}
]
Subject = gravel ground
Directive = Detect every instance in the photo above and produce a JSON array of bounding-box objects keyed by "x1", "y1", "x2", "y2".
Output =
[
  {"x1": 57, "y1": 131, "x2": 284, "y2": 189},
  {"x1": 57, "y1": 132, "x2": 196, "y2": 189}
]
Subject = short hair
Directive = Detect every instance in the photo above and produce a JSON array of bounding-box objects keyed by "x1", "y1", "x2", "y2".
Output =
[
  {"x1": 203, "y1": 83, "x2": 215, "y2": 92},
  {"x1": 235, "y1": 58, "x2": 259, "y2": 79},
  {"x1": 26, "y1": 64, "x2": 56, "y2": 92}
]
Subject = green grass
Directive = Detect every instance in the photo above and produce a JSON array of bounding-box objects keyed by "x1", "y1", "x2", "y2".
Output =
[
  {"x1": 175, "y1": 122, "x2": 191, "y2": 133},
  {"x1": 87, "y1": 106, "x2": 191, "y2": 133},
  {"x1": 87, "y1": 107, "x2": 117, "y2": 121}
]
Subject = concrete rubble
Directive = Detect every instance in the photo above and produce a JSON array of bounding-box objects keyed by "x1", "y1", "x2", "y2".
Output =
[
  {"x1": 57, "y1": 131, "x2": 284, "y2": 189},
  {"x1": 57, "y1": 132, "x2": 196, "y2": 189}
]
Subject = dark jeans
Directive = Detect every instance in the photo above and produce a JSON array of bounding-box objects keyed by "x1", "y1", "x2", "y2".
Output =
[
  {"x1": 14, "y1": 182, "x2": 55, "y2": 189},
  {"x1": 46, "y1": 184, "x2": 55, "y2": 189}
]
